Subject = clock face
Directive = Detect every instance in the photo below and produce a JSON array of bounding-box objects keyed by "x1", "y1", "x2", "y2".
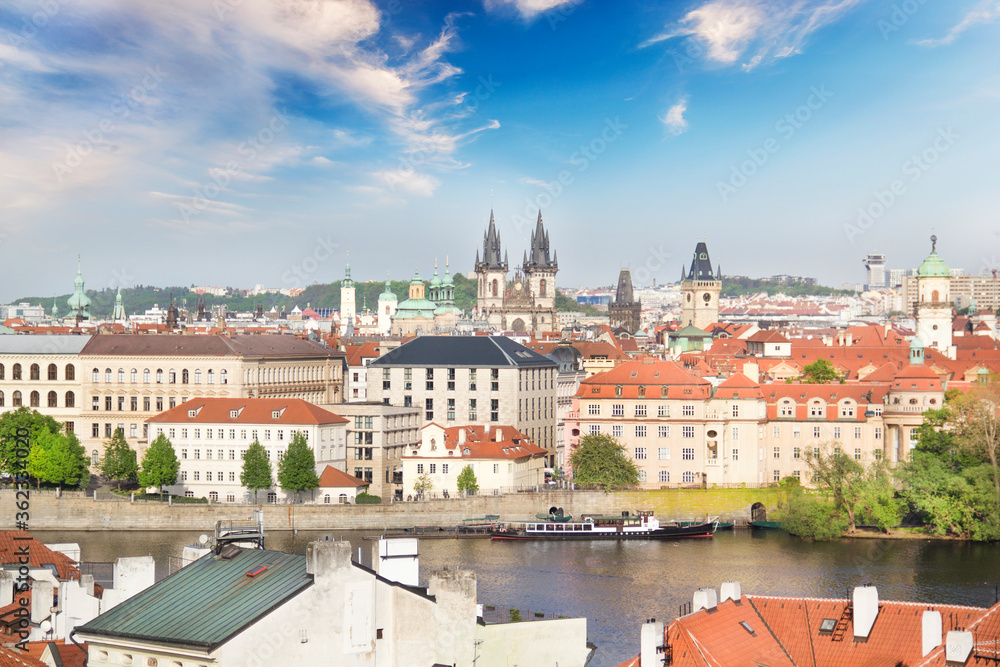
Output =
[{"x1": 703, "y1": 292, "x2": 711, "y2": 303}]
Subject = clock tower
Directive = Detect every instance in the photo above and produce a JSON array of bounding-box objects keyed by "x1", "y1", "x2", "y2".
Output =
[{"x1": 680, "y1": 241, "x2": 721, "y2": 330}]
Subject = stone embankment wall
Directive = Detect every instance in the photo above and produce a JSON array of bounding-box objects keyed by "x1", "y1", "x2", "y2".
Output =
[{"x1": 1, "y1": 487, "x2": 785, "y2": 531}]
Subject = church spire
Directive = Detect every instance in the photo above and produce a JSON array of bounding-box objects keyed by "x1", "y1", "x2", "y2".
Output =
[{"x1": 527, "y1": 210, "x2": 554, "y2": 269}]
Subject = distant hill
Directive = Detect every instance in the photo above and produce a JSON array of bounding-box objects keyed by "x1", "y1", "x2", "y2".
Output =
[{"x1": 721, "y1": 277, "x2": 850, "y2": 298}]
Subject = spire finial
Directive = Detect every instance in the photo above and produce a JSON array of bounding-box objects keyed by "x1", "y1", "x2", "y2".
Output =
[{"x1": 931, "y1": 234, "x2": 937, "y2": 253}]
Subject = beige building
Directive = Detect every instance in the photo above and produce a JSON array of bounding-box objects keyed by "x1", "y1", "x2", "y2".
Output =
[
  {"x1": 147, "y1": 397, "x2": 348, "y2": 503},
  {"x1": 326, "y1": 401, "x2": 421, "y2": 500},
  {"x1": 0, "y1": 335, "x2": 90, "y2": 436},
  {"x1": 569, "y1": 353, "x2": 943, "y2": 489},
  {"x1": 367, "y1": 335, "x2": 558, "y2": 467}
]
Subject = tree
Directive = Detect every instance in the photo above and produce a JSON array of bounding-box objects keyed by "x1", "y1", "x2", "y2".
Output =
[
  {"x1": 277, "y1": 432, "x2": 319, "y2": 503},
  {"x1": 241, "y1": 439, "x2": 273, "y2": 504},
  {"x1": 26, "y1": 430, "x2": 89, "y2": 491},
  {"x1": 413, "y1": 473, "x2": 433, "y2": 497},
  {"x1": 138, "y1": 433, "x2": 180, "y2": 493},
  {"x1": 100, "y1": 429, "x2": 138, "y2": 490},
  {"x1": 456, "y1": 465, "x2": 479, "y2": 495},
  {"x1": 0, "y1": 407, "x2": 63, "y2": 475},
  {"x1": 949, "y1": 382, "x2": 1000, "y2": 505},
  {"x1": 569, "y1": 433, "x2": 640, "y2": 490},
  {"x1": 806, "y1": 443, "x2": 866, "y2": 533},
  {"x1": 778, "y1": 488, "x2": 850, "y2": 541},
  {"x1": 801, "y1": 358, "x2": 843, "y2": 384}
]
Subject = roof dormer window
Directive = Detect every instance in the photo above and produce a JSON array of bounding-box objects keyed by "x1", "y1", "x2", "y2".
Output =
[
  {"x1": 229, "y1": 407, "x2": 243, "y2": 419},
  {"x1": 272, "y1": 408, "x2": 286, "y2": 419}
]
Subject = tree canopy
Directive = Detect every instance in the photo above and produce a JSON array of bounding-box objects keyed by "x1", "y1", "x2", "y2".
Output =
[
  {"x1": 277, "y1": 432, "x2": 319, "y2": 501},
  {"x1": 138, "y1": 433, "x2": 180, "y2": 492},
  {"x1": 26, "y1": 430, "x2": 89, "y2": 491},
  {"x1": 801, "y1": 358, "x2": 843, "y2": 384},
  {"x1": 0, "y1": 407, "x2": 64, "y2": 475},
  {"x1": 569, "y1": 433, "x2": 640, "y2": 490},
  {"x1": 456, "y1": 465, "x2": 479, "y2": 494},
  {"x1": 241, "y1": 439, "x2": 273, "y2": 503},
  {"x1": 100, "y1": 429, "x2": 138, "y2": 490}
]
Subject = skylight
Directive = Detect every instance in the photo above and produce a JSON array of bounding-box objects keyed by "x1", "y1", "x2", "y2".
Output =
[{"x1": 819, "y1": 618, "x2": 837, "y2": 633}]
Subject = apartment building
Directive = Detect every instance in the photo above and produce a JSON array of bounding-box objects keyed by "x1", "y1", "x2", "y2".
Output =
[
  {"x1": 148, "y1": 397, "x2": 348, "y2": 503},
  {"x1": 0, "y1": 335, "x2": 90, "y2": 435},
  {"x1": 367, "y1": 336, "x2": 558, "y2": 466}
]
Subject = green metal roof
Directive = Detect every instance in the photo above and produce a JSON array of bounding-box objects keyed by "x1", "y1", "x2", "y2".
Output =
[
  {"x1": 77, "y1": 548, "x2": 311, "y2": 651},
  {"x1": 917, "y1": 251, "x2": 950, "y2": 278}
]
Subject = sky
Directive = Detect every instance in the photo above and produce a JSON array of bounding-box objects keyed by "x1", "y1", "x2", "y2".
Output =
[{"x1": 2, "y1": 0, "x2": 999, "y2": 302}]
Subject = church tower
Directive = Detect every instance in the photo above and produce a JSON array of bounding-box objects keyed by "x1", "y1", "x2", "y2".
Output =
[
  {"x1": 915, "y1": 235, "x2": 954, "y2": 358},
  {"x1": 680, "y1": 241, "x2": 721, "y2": 330},
  {"x1": 112, "y1": 287, "x2": 126, "y2": 323},
  {"x1": 475, "y1": 210, "x2": 508, "y2": 316},
  {"x1": 340, "y1": 258, "x2": 356, "y2": 336},
  {"x1": 66, "y1": 256, "x2": 92, "y2": 323},
  {"x1": 377, "y1": 278, "x2": 397, "y2": 335},
  {"x1": 609, "y1": 268, "x2": 641, "y2": 333},
  {"x1": 524, "y1": 211, "x2": 558, "y2": 311}
]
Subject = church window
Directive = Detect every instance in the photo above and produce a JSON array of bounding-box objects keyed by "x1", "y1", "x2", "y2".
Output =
[
  {"x1": 540, "y1": 279, "x2": 547, "y2": 297},
  {"x1": 491, "y1": 279, "x2": 498, "y2": 297}
]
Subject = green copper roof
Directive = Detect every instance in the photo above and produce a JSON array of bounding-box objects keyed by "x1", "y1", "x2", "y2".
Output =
[
  {"x1": 917, "y1": 251, "x2": 950, "y2": 278},
  {"x1": 66, "y1": 257, "x2": 92, "y2": 315},
  {"x1": 394, "y1": 297, "x2": 437, "y2": 318},
  {"x1": 378, "y1": 280, "x2": 397, "y2": 302},
  {"x1": 77, "y1": 548, "x2": 311, "y2": 651}
]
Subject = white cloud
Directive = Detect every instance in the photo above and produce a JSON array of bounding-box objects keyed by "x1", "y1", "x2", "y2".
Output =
[
  {"x1": 660, "y1": 98, "x2": 689, "y2": 135},
  {"x1": 374, "y1": 169, "x2": 441, "y2": 196},
  {"x1": 916, "y1": 0, "x2": 1000, "y2": 47},
  {"x1": 484, "y1": 0, "x2": 580, "y2": 20},
  {"x1": 643, "y1": 0, "x2": 863, "y2": 70}
]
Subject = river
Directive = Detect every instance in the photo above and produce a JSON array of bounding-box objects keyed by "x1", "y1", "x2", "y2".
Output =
[{"x1": 34, "y1": 529, "x2": 1000, "y2": 667}]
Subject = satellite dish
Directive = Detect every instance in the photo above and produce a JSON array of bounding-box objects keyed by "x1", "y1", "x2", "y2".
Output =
[
  {"x1": 40, "y1": 620, "x2": 51, "y2": 633},
  {"x1": 198, "y1": 534, "x2": 209, "y2": 545}
]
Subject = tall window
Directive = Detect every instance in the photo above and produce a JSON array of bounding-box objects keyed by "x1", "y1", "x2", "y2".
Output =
[
  {"x1": 65, "y1": 391, "x2": 75, "y2": 408},
  {"x1": 221, "y1": 370, "x2": 227, "y2": 384},
  {"x1": 12, "y1": 391, "x2": 21, "y2": 407},
  {"x1": 156, "y1": 369, "x2": 163, "y2": 383},
  {"x1": 169, "y1": 369, "x2": 176, "y2": 384},
  {"x1": 195, "y1": 370, "x2": 202, "y2": 384},
  {"x1": 118, "y1": 369, "x2": 125, "y2": 383},
  {"x1": 130, "y1": 369, "x2": 137, "y2": 383},
  {"x1": 30, "y1": 364, "x2": 40, "y2": 381},
  {"x1": 182, "y1": 369, "x2": 189, "y2": 384},
  {"x1": 13, "y1": 364, "x2": 22, "y2": 380},
  {"x1": 48, "y1": 364, "x2": 57, "y2": 381},
  {"x1": 29, "y1": 391, "x2": 39, "y2": 407},
  {"x1": 105, "y1": 368, "x2": 112, "y2": 383},
  {"x1": 65, "y1": 364, "x2": 74, "y2": 381},
  {"x1": 539, "y1": 278, "x2": 547, "y2": 296},
  {"x1": 47, "y1": 391, "x2": 57, "y2": 408},
  {"x1": 491, "y1": 279, "x2": 498, "y2": 296}
]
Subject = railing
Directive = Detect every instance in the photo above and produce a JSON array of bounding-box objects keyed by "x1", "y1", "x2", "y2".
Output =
[
  {"x1": 79, "y1": 561, "x2": 114, "y2": 588},
  {"x1": 479, "y1": 604, "x2": 564, "y2": 624},
  {"x1": 884, "y1": 405, "x2": 927, "y2": 414}
]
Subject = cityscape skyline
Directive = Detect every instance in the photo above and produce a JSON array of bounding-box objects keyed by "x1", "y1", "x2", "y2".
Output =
[{"x1": 2, "y1": 0, "x2": 998, "y2": 301}]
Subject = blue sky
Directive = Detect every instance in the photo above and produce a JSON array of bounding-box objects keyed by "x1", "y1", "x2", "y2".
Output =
[{"x1": 2, "y1": 0, "x2": 999, "y2": 301}]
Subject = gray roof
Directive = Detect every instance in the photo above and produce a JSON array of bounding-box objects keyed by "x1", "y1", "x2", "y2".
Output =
[
  {"x1": 77, "y1": 548, "x2": 311, "y2": 650},
  {"x1": 0, "y1": 334, "x2": 93, "y2": 355},
  {"x1": 79, "y1": 334, "x2": 343, "y2": 358},
  {"x1": 370, "y1": 336, "x2": 557, "y2": 368}
]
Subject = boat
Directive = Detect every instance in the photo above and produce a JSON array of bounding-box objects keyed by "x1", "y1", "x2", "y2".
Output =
[
  {"x1": 535, "y1": 506, "x2": 573, "y2": 522},
  {"x1": 749, "y1": 520, "x2": 783, "y2": 530},
  {"x1": 490, "y1": 510, "x2": 717, "y2": 541},
  {"x1": 679, "y1": 519, "x2": 733, "y2": 530}
]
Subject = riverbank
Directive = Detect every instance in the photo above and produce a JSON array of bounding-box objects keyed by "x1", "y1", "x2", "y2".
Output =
[{"x1": 1, "y1": 487, "x2": 785, "y2": 531}]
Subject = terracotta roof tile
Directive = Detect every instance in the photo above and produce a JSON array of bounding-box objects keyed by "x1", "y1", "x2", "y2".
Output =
[
  {"x1": 317, "y1": 465, "x2": 368, "y2": 488},
  {"x1": 146, "y1": 398, "x2": 348, "y2": 425},
  {"x1": 0, "y1": 531, "x2": 79, "y2": 580}
]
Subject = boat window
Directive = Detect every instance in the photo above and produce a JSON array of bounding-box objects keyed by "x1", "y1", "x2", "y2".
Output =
[
  {"x1": 584, "y1": 524, "x2": 592, "y2": 530},
  {"x1": 546, "y1": 524, "x2": 554, "y2": 531}
]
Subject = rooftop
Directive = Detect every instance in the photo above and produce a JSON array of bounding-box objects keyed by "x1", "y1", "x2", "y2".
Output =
[
  {"x1": 146, "y1": 398, "x2": 349, "y2": 425},
  {"x1": 369, "y1": 335, "x2": 556, "y2": 368}
]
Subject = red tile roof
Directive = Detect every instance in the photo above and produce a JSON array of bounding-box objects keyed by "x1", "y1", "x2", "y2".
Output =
[
  {"x1": 0, "y1": 531, "x2": 79, "y2": 580},
  {"x1": 317, "y1": 466, "x2": 368, "y2": 488},
  {"x1": 146, "y1": 398, "x2": 348, "y2": 425},
  {"x1": 713, "y1": 373, "x2": 764, "y2": 399},
  {"x1": 577, "y1": 360, "x2": 712, "y2": 400},
  {"x1": 411, "y1": 424, "x2": 547, "y2": 461}
]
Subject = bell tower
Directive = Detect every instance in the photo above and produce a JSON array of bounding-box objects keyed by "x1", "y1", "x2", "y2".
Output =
[
  {"x1": 680, "y1": 241, "x2": 721, "y2": 330},
  {"x1": 475, "y1": 210, "x2": 508, "y2": 315}
]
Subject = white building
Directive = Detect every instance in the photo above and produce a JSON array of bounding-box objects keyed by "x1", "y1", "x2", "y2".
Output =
[{"x1": 148, "y1": 397, "x2": 348, "y2": 503}]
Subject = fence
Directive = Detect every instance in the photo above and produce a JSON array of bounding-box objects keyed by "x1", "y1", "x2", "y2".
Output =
[
  {"x1": 479, "y1": 604, "x2": 564, "y2": 625},
  {"x1": 79, "y1": 562, "x2": 114, "y2": 588}
]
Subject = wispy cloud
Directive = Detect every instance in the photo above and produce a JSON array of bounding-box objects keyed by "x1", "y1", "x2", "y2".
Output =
[
  {"x1": 660, "y1": 97, "x2": 690, "y2": 135},
  {"x1": 483, "y1": 0, "x2": 580, "y2": 20},
  {"x1": 916, "y1": 0, "x2": 1000, "y2": 47},
  {"x1": 642, "y1": 0, "x2": 863, "y2": 70}
]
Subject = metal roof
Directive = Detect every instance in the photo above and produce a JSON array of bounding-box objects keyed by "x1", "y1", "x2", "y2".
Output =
[
  {"x1": 0, "y1": 334, "x2": 93, "y2": 355},
  {"x1": 76, "y1": 548, "x2": 311, "y2": 650},
  {"x1": 369, "y1": 335, "x2": 557, "y2": 368}
]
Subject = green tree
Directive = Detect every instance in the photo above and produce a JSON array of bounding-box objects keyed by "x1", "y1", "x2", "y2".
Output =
[
  {"x1": 801, "y1": 358, "x2": 843, "y2": 384},
  {"x1": 241, "y1": 439, "x2": 273, "y2": 504},
  {"x1": 277, "y1": 432, "x2": 319, "y2": 502},
  {"x1": 806, "y1": 443, "x2": 865, "y2": 532},
  {"x1": 99, "y1": 429, "x2": 139, "y2": 490},
  {"x1": 413, "y1": 472, "x2": 433, "y2": 497},
  {"x1": 949, "y1": 382, "x2": 1000, "y2": 505},
  {"x1": 138, "y1": 433, "x2": 180, "y2": 494},
  {"x1": 569, "y1": 433, "x2": 640, "y2": 490},
  {"x1": 778, "y1": 487, "x2": 850, "y2": 541},
  {"x1": 0, "y1": 407, "x2": 64, "y2": 475},
  {"x1": 26, "y1": 430, "x2": 89, "y2": 491},
  {"x1": 456, "y1": 465, "x2": 479, "y2": 495}
]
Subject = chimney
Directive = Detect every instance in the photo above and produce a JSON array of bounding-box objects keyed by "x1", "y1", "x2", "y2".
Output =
[
  {"x1": 495, "y1": 427, "x2": 503, "y2": 442},
  {"x1": 922, "y1": 610, "x2": 942, "y2": 657},
  {"x1": 846, "y1": 332, "x2": 853, "y2": 347},
  {"x1": 692, "y1": 588, "x2": 718, "y2": 613},
  {"x1": 31, "y1": 581, "x2": 54, "y2": 624},
  {"x1": 306, "y1": 540, "x2": 353, "y2": 582},
  {"x1": 945, "y1": 630, "x2": 973, "y2": 663},
  {"x1": 852, "y1": 585, "x2": 879, "y2": 640},
  {"x1": 458, "y1": 428, "x2": 466, "y2": 445},
  {"x1": 81, "y1": 574, "x2": 95, "y2": 597},
  {"x1": 0, "y1": 571, "x2": 13, "y2": 605},
  {"x1": 720, "y1": 581, "x2": 742, "y2": 604},
  {"x1": 484, "y1": 423, "x2": 491, "y2": 434},
  {"x1": 640, "y1": 618, "x2": 665, "y2": 665}
]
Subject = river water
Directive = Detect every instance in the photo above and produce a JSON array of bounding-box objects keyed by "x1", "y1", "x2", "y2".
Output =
[{"x1": 34, "y1": 529, "x2": 1000, "y2": 667}]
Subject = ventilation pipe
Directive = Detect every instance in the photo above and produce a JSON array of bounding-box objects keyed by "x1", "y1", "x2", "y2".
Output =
[
  {"x1": 945, "y1": 630, "x2": 973, "y2": 663},
  {"x1": 720, "y1": 581, "x2": 742, "y2": 604},
  {"x1": 693, "y1": 588, "x2": 718, "y2": 613}
]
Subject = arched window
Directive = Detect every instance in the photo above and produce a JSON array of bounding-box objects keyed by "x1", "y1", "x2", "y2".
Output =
[
  {"x1": 0, "y1": 364, "x2": 4, "y2": 380},
  {"x1": 65, "y1": 364, "x2": 75, "y2": 381},
  {"x1": 118, "y1": 369, "x2": 125, "y2": 383},
  {"x1": 339, "y1": 494, "x2": 347, "y2": 504},
  {"x1": 491, "y1": 279, "x2": 498, "y2": 297},
  {"x1": 130, "y1": 369, "x2": 137, "y2": 383},
  {"x1": 48, "y1": 363, "x2": 57, "y2": 381},
  {"x1": 92, "y1": 368, "x2": 99, "y2": 383},
  {"x1": 30, "y1": 364, "x2": 40, "y2": 381},
  {"x1": 47, "y1": 391, "x2": 57, "y2": 408},
  {"x1": 615, "y1": 385, "x2": 623, "y2": 397},
  {"x1": 169, "y1": 369, "x2": 176, "y2": 384},
  {"x1": 194, "y1": 369, "x2": 201, "y2": 384},
  {"x1": 65, "y1": 391, "x2": 75, "y2": 408},
  {"x1": 182, "y1": 369, "x2": 189, "y2": 384},
  {"x1": 143, "y1": 369, "x2": 150, "y2": 383},
  {"x1": 0, "y1": 391, "x2": 4, "y2": 406},
  {"x1": 12, "y1": 364, "x2": 21, "y2": 380},
  {"x1": 29, "y1": 391, "x2": 39, "y2": 407},
  {"x1": 540, "y1": 278, "x2": 547, "y2": 297},
  {"x1": 156, "y1": 369, "x2": 163, "y2": 383},
  {"x1": 105, "y1": 368, "x2": 112, "y2": 383},
  {"x1": 12, "y1": 391, "x2": 21, "y2": 407},
  {"x1": 91, "y1": 450, "x2": 99, "y2": 466},
  {"x1": 324, "y1": 495, "x2": 331, "y2": 504},
  {"x1": 932, "y1": 289, "x2": 940, "y2": 302},
  {"x1": 207, "y1": 369, "x2": 214, "y2": 384},
  {"x1": 221, "y1": 370, "x2": 228, "y2": 384}
]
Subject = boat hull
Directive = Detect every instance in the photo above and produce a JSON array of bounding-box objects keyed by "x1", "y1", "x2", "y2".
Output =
[{"x1": 490, "y1": 522, "x2": 716, "y2": 541}]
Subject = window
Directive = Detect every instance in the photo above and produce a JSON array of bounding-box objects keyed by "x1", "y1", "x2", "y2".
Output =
[
  {"x1": 611, "y1": 404, "x2": 624, "y2": 417},
  {"x1": 731, "y1": 449, "x2": 739, "y2": 461},
  {"x1": 29, "y1": 391, "x2": 39, "y2": 408},
  {"x1": 64, "y1": 391, "x2": 74, "y2": 408},
  {"x1": 780, "y1": 401, "x2": 794, "y2": 417},
  {"x1": 773, "y1": 469, "x2": 781, "y2": 482},
  {"x1": 611, "y1": 425, "x2": 623, "y2": 438},
  {"x1": 447, "y1": 398, "x2": 455, "y2": 421},
  {"x1": 658, "y1": 447, "x2": 670, "y2": 460},
  {"x1": 773, "y1": 447, "x2": 780, "y2": 459},
  {"x1": 469, "y1": 368, "x2": 477, "y2": 391},
  {"x1": 875, "y1": 427, "x2": 882, "y2": 440},
  {"x1": 682, "y1": 404, "x2": 695, "y2": 417},
  {"x1": 169, "y1": 369, "x2": 176, "y2": 384},
  {"x1": 635, "y1": 447, "x2": 647, "y2": 460},
  {"x1": 13, "y1": 364, "x2": 22, "y2": 381},
  {"x1": 425, "y1": 398, "x2": 433, "y2": 421},
  {"x1": 682, "y1": 447, "x2": 695, "y2": 460},
  {"x1": 793, "y1": 426, "x2": 800, "y2": 438},
  {"x1": 682, "y1": 471, "x2": 696, "y2": 483},
  {"x1": 267, "y1": 492, "x2": 276, "y2": 504},
  {"x1": 854, "y1": 448, "x2": 862, "y2": 461},
  {"x1": 682, "y1": 426, "x2": 695, "y2": 438},
  {"x1": 809, "y1": 403, "x2": 823, "y2": 417},
  {"x1": 874, "y1": 449, "x2": 883, "y2": 460},
  {"x1": 417, "y1": 463, "x2": 424, "y2": 474},
  {"x1": 635, "y1": 425, "x2": 647, "y2": 438},
  {"x1": 854, "y1": 426, "x2": 862, "y2": 439},
  {"x1": 658, "y1": 425, "x2": 669, "y2": 438},
  {"x1": 229, "y1": 471, "x2": 236, "y2": 481},
  {"x1": 793, "y1": 469, "x2": 801, "y2": 479},
  {"x1": 194, "y1": 370, "x2": 201, "y2": 384},
  {"x1": 731, "y1": 404, "x2": 739, "y2": 417},
  {"x1": 48, "y1": 363, "x2": 57, "y2": 381},
  {"x1": 30, "y1": 364, "x2": 40, "y2": 381},
  {"x1": 12, "y1": 391, "x2": 21, "y2": 407},
  {"x1": 638, "y1": 469, "x2": 647, "y2": 482},
  {"x1": 588, "y1": 424, "x2": 600, "y2": 435},
  {"x1": 92, "y1": 423, "x2": 99, "y2": 437},
  {"x1": 65, "y1": 364, "x2": 75, "y2": 380},
  {"x1": 447, "y1": 368, "x2": 455, "y2": 391},
  {"x1": 659, "y1": 470, "x2": 669, "y2": 483},
  {"x1": 156, "y1": 369, "x2": 163, "y2": 383},
  {"x1": 813, "y1": 426, "x2": 821, "y2": 439},
  {"x1": 491, "y1": 368, "x2": 499, "y2": 391},
  {"x1": 221, "y1": 370, "x2": 227, "y2": 384},
  {"x1": 614, "y1": 385, "x2": 623, "y2": 397},
  {"x1": 206, "y1": 471, "x2": 213, "y2": 482},
  {"x1": 635, "y1": 404, "x2": 647, "y2": 418},
  {"x1": 468, "y1": 398, "x2": 477, "y2": 421},
  {"x1": 207, "y1": 369, "x2": 214, "y2": 384},
  {"x1": 491, "y1": 398, "x2": 499, "y2": 422},
  {"x1": 773, "y1": 425, "x2": 780, "y2": 438},
  {"x1": 429, "y1": 463, "x2": 436, "y2": 474},
  {"x1": 793, "y1": 446, "x2": 801, "y2": 459},
  {"x1": 658, "y1": 404, "x2": 670, "y2": 417},
  {"x1": 732, "y1": 426, "x2": 740, "y2": 440},
  {"x1": 588, "y1": 403, "x2": 600, "y2": 416},
  {"x1": 47, "y1": 391, "x2": 57, "y2": 408},
  {"x1": 840, "y1": 403, "x2": 855, "y2": 418},
  {"x1": 833, "y1": 426, "x2": 841, "y2": 440}
]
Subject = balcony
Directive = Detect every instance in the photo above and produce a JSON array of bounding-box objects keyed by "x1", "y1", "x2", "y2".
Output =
[{"x1": 705, "y1": 458, "x2": 719, "y2": 466}]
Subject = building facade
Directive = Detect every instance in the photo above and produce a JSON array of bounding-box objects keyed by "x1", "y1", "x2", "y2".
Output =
[
  {"x1": 0, "y1": 335, "x2": 91, "y2": 436},
  {"x1": 366, "y1": 336, "x2": 558, "y2": 466},
  {"x1": 148, "y1": 397, "x2": 348, "y2": 503},
  {"x1": 680, "y1": 241, "x2": 721, "y2": 329}
]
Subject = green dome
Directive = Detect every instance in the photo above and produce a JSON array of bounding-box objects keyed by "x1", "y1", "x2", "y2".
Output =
[
  {"x1": 917, "y1": 251, "x2": 950, "y2": 278},
  {"x1": 378, "y1": 280, "x2": 397, "y2": 302}
]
